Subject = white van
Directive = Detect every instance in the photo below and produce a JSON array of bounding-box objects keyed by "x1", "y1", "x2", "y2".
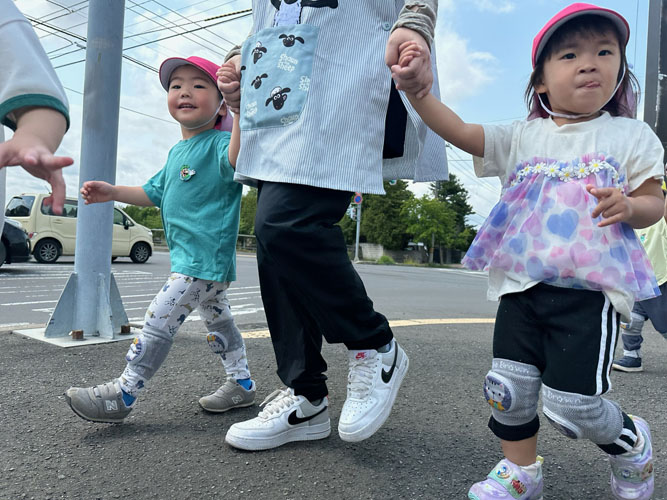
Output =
[{"x1": 5, "y1": 193, "x2": 154, "y2": 264}]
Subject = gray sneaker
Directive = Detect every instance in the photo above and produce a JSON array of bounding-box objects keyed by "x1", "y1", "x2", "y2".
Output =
[
  {"x1": 64, "y1": 380, "x2": 133, "y2": 423},
  {"x1": 199, "y1": 378, "x2": 256, "y2": 413}
]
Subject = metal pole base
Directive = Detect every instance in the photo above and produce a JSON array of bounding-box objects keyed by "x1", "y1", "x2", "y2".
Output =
[{"x1": 45, "y1": 273, "x2": 128, "y2": 339}]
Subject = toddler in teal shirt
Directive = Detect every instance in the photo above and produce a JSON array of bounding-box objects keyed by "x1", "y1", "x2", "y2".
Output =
[{"x1": 65, "y1": 56, "x2": 255, "y2": 423}]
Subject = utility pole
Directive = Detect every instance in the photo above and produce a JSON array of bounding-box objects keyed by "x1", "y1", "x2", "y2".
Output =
[
  {"x1": 645, "y1": 0, "x2": 667, "y2": 151},
  {"x1": 657, "y1": 0, "x2": 667, "y2": 147},
  {"x1": 352, "y1": 192, "x2": 363, "y2": 262},
  {"x1": 45, "y1": 0, "x2": 128, "y2": 339}
]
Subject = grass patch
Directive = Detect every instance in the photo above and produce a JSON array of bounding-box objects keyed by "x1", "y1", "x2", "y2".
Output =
[{"x1": 376, "y1": 255, "x2": 396, "y2": 265}]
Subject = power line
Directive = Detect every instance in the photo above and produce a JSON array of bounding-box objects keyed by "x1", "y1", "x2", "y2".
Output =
[
  {"x1": 63, "y1": 86, "x2": 176, "y2": 125},
  {"x1": 443, "y1": 145, "x2": 500, "y2": 221},
  {"x1": 445, "y1": 146, "x2": 501, "y2": 196},
  {"x1": 125, "y1": 0, "x2": 231, "y2": 56},
  {"x1": 31, "y1": 2, "x2": 248, "y2": 67},
  {"x1": 124, "y1": 8, "x2": 250, "y2": 51},
  {"x1": 143, "y1": 0, "x2": 240, "y2": 47},
  {"x1": 45, "y1": 10, "x2": 251, "y2": 70}
]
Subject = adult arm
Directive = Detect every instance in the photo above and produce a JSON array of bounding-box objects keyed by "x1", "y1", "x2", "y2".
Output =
[
  {"x1": 221, "y1": 29, "x2": 252, "y2": 112},
  {"x1": 394, "y1": 1, "x2": 438, "y2": 48},
  {"x1": 387, "y1": 1, "x2": 438, "y2": 98},
  {"x1": 0, "y1": 1, "x2": 72, "y2": 213}
]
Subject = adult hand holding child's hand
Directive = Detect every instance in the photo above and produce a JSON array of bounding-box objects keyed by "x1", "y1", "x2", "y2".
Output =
[
  {"x1": 386, "y1": 27, "x2": 432, "y2": 98},
  {"x1": 217, "y1": 57, "x2": 241, "y2": 114}
]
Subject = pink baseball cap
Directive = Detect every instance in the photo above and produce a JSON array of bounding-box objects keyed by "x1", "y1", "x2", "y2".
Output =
[
  {"x1": 532, "y1": 3, "x2": 630, "y2": 67},
  {"x1": 159, "y1": 56, "x2": 220, "y2": 90},
  {"x1": 158, "y1": 56, "x2": 232, "y2": 132}
]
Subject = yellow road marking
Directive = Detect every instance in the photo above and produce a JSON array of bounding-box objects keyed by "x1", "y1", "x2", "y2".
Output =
[{"x1": 241, "y1": 318, "x2": 495, "y2": 339}]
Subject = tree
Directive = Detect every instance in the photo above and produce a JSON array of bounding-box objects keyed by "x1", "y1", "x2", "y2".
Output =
[
  {"x1": 337, "y1": 181, "x2": 414, "y2": 249},
  {"x1": 431, "y1": 174, "x2": 477, "y2": 259},
  {"x1": 123, "y1": 205, "x2": 162, "y2": 229},
  {"x1": 239, "y1": 188, "x2": 257, "y2": 235},
  {"x1": 401, "y1": 195, "x2": 455, "y2": 264}
]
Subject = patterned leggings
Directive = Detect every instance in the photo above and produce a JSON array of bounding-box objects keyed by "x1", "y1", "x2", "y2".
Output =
[{"x1": 119, "y1": 273, "x2": 250, "y2": 397}]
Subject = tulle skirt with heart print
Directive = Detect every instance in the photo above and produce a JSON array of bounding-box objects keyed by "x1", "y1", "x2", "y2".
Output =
[{"x1": 462, "y1": 162, "x2": 660, "y2": 302}]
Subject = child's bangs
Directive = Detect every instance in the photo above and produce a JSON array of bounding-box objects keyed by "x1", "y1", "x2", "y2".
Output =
[{"x1": 540, "y1": 15, "x2": 622, "y2": 63}]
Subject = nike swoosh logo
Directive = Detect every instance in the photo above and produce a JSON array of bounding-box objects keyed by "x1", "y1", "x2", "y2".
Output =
[
  {"x1": 381, "y1": 347, "x2": 398, "y2": 384},
  {"x1": 287, "y1": 406, "x2": 327, "y2": 426}
]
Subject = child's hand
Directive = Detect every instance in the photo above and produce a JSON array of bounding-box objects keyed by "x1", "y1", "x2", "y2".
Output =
[
  {"x1": 397, "y1": 41, "x2": 423, "y2": 68},
  {"x1": 217, "y1": 58, "x2": 241, "y2": 114},
  {"x1": 80, "y1": 181, "x2": 114, "y2": 205},
  {"x1": 386, "y1": 27, "x2": 433, "y2": 98},
  {"x1": 587, "y1": 185, "x2": 633, "y2": 227},
  {"x1": 0, "y1": 128, "x2": 72, "y2": 215}
]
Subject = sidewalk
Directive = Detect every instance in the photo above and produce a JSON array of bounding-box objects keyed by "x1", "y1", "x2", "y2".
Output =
[{"x1": 2, "y1": 320, "x2": 666, "y2": 499}]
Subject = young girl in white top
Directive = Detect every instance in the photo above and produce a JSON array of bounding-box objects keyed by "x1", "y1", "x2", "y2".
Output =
[{"x1": 396, "y1": 3, "x2": 662, "y2": 499}]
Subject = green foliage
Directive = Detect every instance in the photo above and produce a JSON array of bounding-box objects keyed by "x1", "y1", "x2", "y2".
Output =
[
  {"x1": 401, "y1": 195, "x2": 456, "y2": 263},
  {"x1": 337, "y1": 181, "x2": 414, "y2": 250},
  {"x1": 376, "y1": 255, "x2": 395, "y2": 265},
  {"x1": 430, "y1": 174, "x2": 477, "y2": 251},
  {"x1": 123, "y1": 205, "x2": 163, "y2": 229},
  {"x1": 239, "y1": 188, "x2": 257, "y2": 235},
  {"x1": 362, "y1": 181, "x2": 414, "y2": 250}
]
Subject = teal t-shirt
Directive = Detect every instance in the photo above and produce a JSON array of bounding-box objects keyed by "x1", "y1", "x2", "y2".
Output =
[{"x1": 143, "y1": 129, "x2": 242, "y2": 282}]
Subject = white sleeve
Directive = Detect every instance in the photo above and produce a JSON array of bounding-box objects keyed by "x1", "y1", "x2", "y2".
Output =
[
  {"x1": 627, "y1": 121, "x2": 664, "y2": 193},
  {"x1": 472, "y1": 122, "x2": 516, "y2": 180},
  {"x1": 0, "y1": 1, "x2": 69, "y2": 130}
]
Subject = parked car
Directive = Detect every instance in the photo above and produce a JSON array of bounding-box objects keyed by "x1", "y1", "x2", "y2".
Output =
[
  {"x1": 5, "y1": 193, "x2": 154, "y2": 264},
  {"x1": 1, "y1": 218, "x2": 31, "y2": 267}
]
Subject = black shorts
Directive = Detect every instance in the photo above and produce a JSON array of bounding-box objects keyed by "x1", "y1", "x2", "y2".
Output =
[{"x1": 493, "y1": 283, "x2": 620, "y2": 396}]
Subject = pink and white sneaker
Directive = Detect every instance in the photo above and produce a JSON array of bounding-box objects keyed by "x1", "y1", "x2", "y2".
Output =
[
  {"x1": 609, "y1": 416, "x2": 654, "y2": 500},
  {"x1": 468, "y1": 457, "x2": 544, "y2": 500}
]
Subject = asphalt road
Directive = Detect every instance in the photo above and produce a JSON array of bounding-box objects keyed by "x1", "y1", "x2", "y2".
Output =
[
  {"x1": 1, "y1": 255, "x2": 666, "y2": 499},
  {"x1": 0, "y1": 252, "x2": 264, "y2": 331},
  {"x1": 0, "y1": 252, "x2": 498, "y2": 331}
]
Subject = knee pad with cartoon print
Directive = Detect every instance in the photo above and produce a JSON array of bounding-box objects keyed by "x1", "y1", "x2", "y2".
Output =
[
  {"x1": 206, "y1": 322, "x2": 244, "y2": 355},
  {"x1": 484, "y1": 359, "x2": 541, "y2": 427},
  {"x1": 206, "y1": 331, "x2": 228, "y2": 355},
  {"x1": 124, "y1": 326, "x2": 173, "y2": 381}
]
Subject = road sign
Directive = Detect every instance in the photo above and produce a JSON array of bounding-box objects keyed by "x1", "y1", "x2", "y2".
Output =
[{"x1": 353, "y1": 192, "x2": 363, "y2": 204}]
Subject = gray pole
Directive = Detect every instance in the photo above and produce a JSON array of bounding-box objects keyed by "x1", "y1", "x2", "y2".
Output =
[
  {"x1": 644, "y1": 0, "x2": 661, "y2": 130},
  {"x1": 45, "y1": 0, "x2": 128, "y2": 339},
  {"x1": 354, "y1": 202, "x2": 361, "y2": 262},
  {"x1": 655, "y1": 0, "x2": 667, "y2": 148}
]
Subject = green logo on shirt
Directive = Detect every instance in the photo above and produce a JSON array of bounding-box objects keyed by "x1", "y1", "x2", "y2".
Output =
[{"x1": 179, "y1": 165, "x2": 196, "y2": 181}]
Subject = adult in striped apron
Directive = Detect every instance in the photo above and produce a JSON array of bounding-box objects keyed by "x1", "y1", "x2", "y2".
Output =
[{"x1": 224, "y1": 0, "x2": 447, "y2": 451}]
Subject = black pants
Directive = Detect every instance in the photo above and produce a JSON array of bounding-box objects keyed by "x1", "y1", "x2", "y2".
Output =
[
  {"x1": 255, "y1": 181, "x2": 394, "y2": 400},
  {"x1": 493, "y1": 283, "x2": 619, "y2": 396}
]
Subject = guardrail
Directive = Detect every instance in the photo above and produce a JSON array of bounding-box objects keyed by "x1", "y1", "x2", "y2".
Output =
[{"x1": 149, "y1": 229, "x2": 256, "y2": 251}]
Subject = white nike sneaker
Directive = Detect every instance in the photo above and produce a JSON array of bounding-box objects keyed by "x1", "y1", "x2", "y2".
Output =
[
  {"x1": 338, "y1": 339, "x2": 409, "y2": 442},
  {"x1": 225, "y1": 388, "x2": 330, "y2": 451}
]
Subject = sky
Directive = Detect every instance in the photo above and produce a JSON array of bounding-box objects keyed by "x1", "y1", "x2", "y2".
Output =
[{"x1": 7, "y1": 0, "x2": 652, "y2": 228}]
